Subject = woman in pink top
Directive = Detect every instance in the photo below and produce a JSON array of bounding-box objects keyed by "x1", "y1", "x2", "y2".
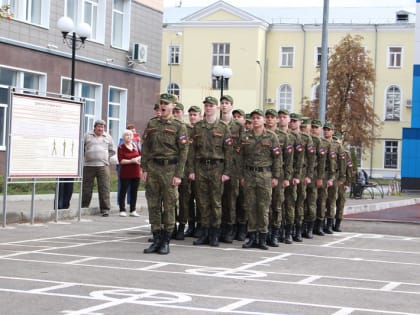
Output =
[{"x1": 118, "y1": 129, "x2": 141, "y2": 216}]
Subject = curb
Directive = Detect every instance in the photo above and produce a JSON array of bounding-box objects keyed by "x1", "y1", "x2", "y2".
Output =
[{"x1": 344, "y1": 197, "x2": 420, "y2": 214}]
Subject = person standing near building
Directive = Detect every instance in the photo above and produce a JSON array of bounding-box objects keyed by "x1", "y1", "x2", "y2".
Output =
[
  {"x1": 188, "y1": 96, "x2": 233, "y2": 247},
  {"x1": 240, "y1": 109, "x2": 281, "y2": 250},
  {"x1": 220, "y1": 95, "x2": 244, "y2": 243},
  {"x1": 117, "y1": 129, "x2": 141, "y2": 217},
  {"x1": 82, "y1": 119, "x2": 116, "y2": 217},
  {"x1": 141, "y1": 93, "x2": 188, "y2": 255}
]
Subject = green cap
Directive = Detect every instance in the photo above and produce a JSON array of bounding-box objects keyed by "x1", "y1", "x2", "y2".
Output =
[
  {"x1": 333, "y1": 132, "x2": 343, "y2": 140},
  {"x1": 160, "y1": 93, "x2": 176, "y2": 104},
  {"x1": 220, "y1": 95, "x2": 234, "y2": 104},
  {"x1": 188, "y1": 105, "x2": 202, "y2": 113},
  {"x1": 323, "y1": 122, "x2": 335, "y2": 130},
  {"x1": 175, "y1": 102, "x2": 184, "y2": 111},
  {"x1": 232, "y1": 109, "x2": 245, "y2": 117},
  {"x1": 301, "y1": 116, "x2": 310, "y2": 126},
  {"x1": 203, "y1": 96, "x2": 218, "y2": 105},
  {"x1": 265, "y1": 109, "x2": 278, "y2": 117},
  {"x1": 278, "y1": 108, "x2": 290, "y2": 115},
  {"x1": 311, "y1": 119, "x2": 322, "y2": 127},
  {"x1": 154, "y1": 103, "x2": 160, "y2": 110},
  {"x1": 245, "y1": 113, "x2": 252, "y2": 122},
  {"x1": 250, "y1": 109, "x2": 264, "y2": 117},
  {"x1": 290, "y1": 113, "x2": 302, "y2": 121}
]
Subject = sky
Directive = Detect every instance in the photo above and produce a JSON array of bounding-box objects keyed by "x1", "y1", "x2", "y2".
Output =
[{"x1": 163, "y1": 0, "x2": 416, "y2": 8}]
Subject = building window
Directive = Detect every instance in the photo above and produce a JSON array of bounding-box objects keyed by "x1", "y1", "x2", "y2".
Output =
[
  {"x1": 61, "y1": 78, "x2": 101, "y2": 134},
  {"x1": 388, "y1": 47, "x2": 402, "y2": 68},
  {"x1": 277, "y1": 84, "x2": 292, "y2": 112},
  {"x1": 0, "y1": 67, "x2": 46, "y2": 149},
  {"x1": 212, "y1": 43, "x2": 230, "y2": 90},
  {"x1": 65, "y1": 0, "x2": 106, "y2": 43},
  {"x1": 111, "y1": 0, "x2": 130, "y2": 49},
  {"x1": 384, "y1": 140, "x2": 398, "y2": 169},
  {"x1": 169, "y1": 45, "x2": 181, "y2": 65},
  {"x1": 3, "y1": 0, "x2": 49, "y2": 26},
  {"x1": 385, "y1": 85, "x2": 401, "y2": 121},
  {"x1": 315, "y1": 46, "x2": 330, "y2": 67},
  {"x1": 167, "y1": 83, "x2": 180, "y2": 99},
  {"x1": 108, "y1": 87, "x2": 127, "y2": 142},
  {"x1": 280, "y1": 46, "x2": 294, "y2": 67}
]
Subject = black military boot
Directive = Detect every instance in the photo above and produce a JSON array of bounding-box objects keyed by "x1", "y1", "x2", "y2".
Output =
[
  {"x1": 221, "y1": 225, "x2": 234, "y2": 243},
  {"x1": 324, "y1": 218, "x2": 334, "y2": 234},
  {"x1": 171, "y1": 224, "x2": 178, "y2": 239},
  {"x1": 333, "y1": 219, "x2": 342, "y2": 232},
  {"x1": 284, "y1": 224, "x2": 293, "y2": 244},
  {"x1": 193, "y1": 228, "x2": 209, "y2": 245},
  {"x1": 305, "y1": 221, "x2": 314, "y2": 239},
  {"x1": 293, "y1": 224, "x2": 303, "y2": 242},
  {"x1": 258, "y1": 233, "x2": 269, "y2": 250},
  {"x1": 269, "y1": 228, "x2": 280, "y2": 247},
  {"x1": 242, "y1": 232, "x2": 258, "y2": 248},
  {"x1": 193, "y1": 223, "x2": 203, "y2": 238},
  {"x1": 144, "y1": 231, "x2": 161, "y2": 254},
  {"x1": 184, "y1": 221, "x2": 195, "y2": 237},
  {"x1": 314, "y1": 219, "x2": 325, "y2": 236},
  {"x1": 278, "y1": 223, "x2": 285, "y2": 243},
  {"x1": 209, "y1": 227, "x2": 220, "y2": 247},
  {"x1": 175, "y1": 224, "x2": 185, "y2": 240},
  {"x1": 158, "y1": 230, "x2": 171, "y2": 255},
  {"x1": 235, "y1": 224, "x2": 247, "y2": 241}
]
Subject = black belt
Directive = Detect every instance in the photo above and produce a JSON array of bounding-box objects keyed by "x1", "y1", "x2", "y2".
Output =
[
  {"x1": 199, "y1": 159, "x2": 224, "y2": 165},
  {"x1": 246, "y1": 166, "x2": 272, "y2": 172},
  {"x1": 153, "y1": 158, "x2": 178, "y2": 165}
]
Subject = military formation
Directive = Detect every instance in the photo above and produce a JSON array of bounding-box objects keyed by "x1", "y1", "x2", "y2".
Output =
[{"x1": 141, "y1": 93, "x2": 354, "y2": 255}]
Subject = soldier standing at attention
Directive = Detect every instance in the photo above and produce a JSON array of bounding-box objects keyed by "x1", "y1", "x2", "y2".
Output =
[
  {"x1": 240, "y1": 109, "x2": 281, "y2": 250},
  {"x1": 264, "y1": 109, "x2": 292, "y2": 247},
  {"x1": 141, "y1": 93, "x2": 188, "y2": 255},
  {"x1": 220, "y1": 95, "x2": 244, "y2": 243},
  {"x1": 188, "y1": 96, "x2": 233, "y2": 247},
  {"x1": 333, "y1": 132, "x2": 353, "y2": 232}
]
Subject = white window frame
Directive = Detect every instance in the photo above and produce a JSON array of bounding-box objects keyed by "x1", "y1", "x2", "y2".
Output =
[
  {"x1": 111, "y1": 0, "x2": 131, "y2": 50},
  {"x1": 384, "y1": 85, "x2": 401, "y2": 121},
  {"x1": 60, "y1": 77, "x2": 102, "y2": 134},
  {"x1": 387, "y1": 46, "x2": 403, "y2": 68},
  {"x1": 384, "y1": 140, "x2": 399, "y2": 169},
  {"x1": 280, "y1": 46, "x2": 294, "y2": 67},
  {"x1": 64, "y1": 0, "x2": 106, "y2": 44},
  {"x1": 212, "y1": 43, "x2": 231, "y2": 90},
  {"x1": 314, "y1": 46, "x2": 330, "y2": 67},
  {"x1": 107, "y1": 86, "x2": 127, "y2": 142},
  {"x1": 168, "y1": 45, "x2": 181, "y2": 65},
  {"x1": 276, "y1": 84, "x2": 293, "y2": 112},
  {"x1": 167, "y1": 82, "x2": 180, "y2": 98},
  {"x1": 0, "y1": 84, "x2": 8, "y2": 151},
  {"x1": 2, "y1": 0, "x2": 50, "y2": 27}
]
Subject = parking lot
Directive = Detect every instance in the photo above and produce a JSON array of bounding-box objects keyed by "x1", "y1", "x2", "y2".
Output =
[{"x1": 0, "y1": 210, "x2": 419, "y2": 315}]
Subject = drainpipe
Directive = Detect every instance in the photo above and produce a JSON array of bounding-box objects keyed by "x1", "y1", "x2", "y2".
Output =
[
  {"x1": 300, "y1": 24, "x2": 307, "y2": 107},
  {"x1": 369, "y1": 24, "x2": 378, "y2": 178}
]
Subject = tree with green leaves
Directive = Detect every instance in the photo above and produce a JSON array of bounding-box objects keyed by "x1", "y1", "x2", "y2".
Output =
[{"x1": 302, "y1": 34, "x2": 380, "y2": 151}]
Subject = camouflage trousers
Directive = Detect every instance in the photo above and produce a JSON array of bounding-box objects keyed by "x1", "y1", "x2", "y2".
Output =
[
  {"x1": 283, "y1": 184, "x2": 297, "y2": 225},
  {"x1": 326, "y1": 182, "x2": 338, "y2": 219},
  {"x1": 295, "y1": 181, "x2": 307, "y2": 225},
  {"x1": 236, "y1": 186, "x2": 247, "y2": 225},
  {"x1": 335, "y1": 184, "x2": 346, "y2": 220},
  {"x1": 221, "y1": 176, "x2": 240, "y2": 226},
  {"x1": 316, "y1": 182, "x2": 327, "y2": 221},
  {"x1": 243, "y1": 170, "x2": 272, "y2": 233},
  {"x1": 145, "y1": 164, "x2": 178, "y2": 233},
  {"x1": 177, "y1": 177, "x2": 191, "y2": 224},
  {"x1": 270, "y1": 181, "x2": 284, "y2": 228},
  {"x1": 304, "y1": 181, "x2": 318, "y2": 222},
  {"x1": 194, "y1": 163, "x2": 224, "y2": 228}
]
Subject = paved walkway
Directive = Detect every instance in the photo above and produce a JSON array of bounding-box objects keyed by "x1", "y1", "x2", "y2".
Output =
[{"x1": 1, "y1": 191, "x2": 420, "y2": 226}]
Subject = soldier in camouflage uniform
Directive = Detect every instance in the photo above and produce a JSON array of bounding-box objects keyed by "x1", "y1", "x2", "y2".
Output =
[
  {"x1": 303, "y1": 119, "x2": 328, "y2": 238},
  {"x1": 333, "y1": 132, "x2": 354, "y2": 232},
  {"x1": 141, "y1": 93, "x2": 188, "y2": 255},
  {"x1": 240, "y1": 109, "x2": 281, "y2": 250},
  {"x1": 188, "y1": 96, "x2": 233, "y2": 247},
  {"x1": 290, "y1": 114, "x2": 315, "y2": 242},
  {"x1": 265, "y1": 109, "x2": 292, "y2": 246},
  {"x1": 220, "y1": 95, "x2": 245, "y2": 243}
]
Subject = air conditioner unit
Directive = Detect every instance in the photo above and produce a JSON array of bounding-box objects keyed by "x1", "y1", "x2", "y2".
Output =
[
  {"x1": 406, "y1": 99, "x2": 412, "y2": 107},
  {"x1": 266, "y1": 98, "x2": 275, "y2": 104},
  {"x1": 132, "y1": 43, "x2": 148, "y2": 63}
]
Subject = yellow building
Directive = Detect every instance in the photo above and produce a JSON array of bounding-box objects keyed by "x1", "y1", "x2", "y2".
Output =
[{"x1": 162, "y1": 1, "x2": 414, "y2": 179}]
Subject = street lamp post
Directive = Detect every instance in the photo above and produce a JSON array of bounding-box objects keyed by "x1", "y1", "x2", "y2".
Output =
[
  {"x1": 56, "y1": 16, "x2": 91, "y2": 210},
  {"x1": 168, "y1": 32, "x2": 182, "y2": 94},
  {"x1": 212, "y1": 65, "x2": 233, "y2": 99}
]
